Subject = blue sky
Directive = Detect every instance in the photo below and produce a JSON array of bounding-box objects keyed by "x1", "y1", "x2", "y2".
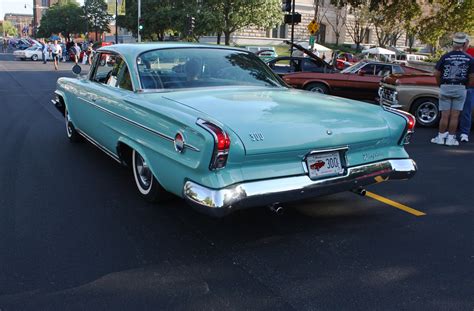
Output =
[{"x1": 1, "y1": 0, "x2": 84, "y2": 21}]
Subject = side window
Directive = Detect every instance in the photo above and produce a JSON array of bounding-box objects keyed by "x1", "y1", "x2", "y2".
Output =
[
  {"x1": 302, "y1": 59, "x2": 323, "y2": 71},
  {"x1": 91, "y1": 53, "x2": 133, "y2": 90},
  {"x1": 360, "y1": 64, "x2": 375, "y2": 75},
  {"x1": 375, "y1": 65, "x2": 392, "y2": 76}
]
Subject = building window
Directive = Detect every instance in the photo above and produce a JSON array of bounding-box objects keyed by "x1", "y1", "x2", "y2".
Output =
[
  {"x1": 315, "y1": 23, "x2": 326, "y2": 44},
  {"x1": 363, "y1": 28, "x2": 370, "y2": 44},
  {"x1": 267, "y1": 24, "x2": 287, "y2": 39}
]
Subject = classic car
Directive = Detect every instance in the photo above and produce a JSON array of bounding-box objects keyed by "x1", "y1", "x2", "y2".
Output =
[
  {"x1": 282, "y1": 60, "x2": 429, "y2": 102},
  {"x1": 266, "y1": 56, "x2": 336, "y2": 77},
  {"x1": 52, "y1": 43, "x2": 417, "y2": 217},
  {"x1": 379, "y1": 73, "x2": 474, "y2": 127},
  {"x1": 13, "y1": 45, "x2": 51, "y2": 61}
]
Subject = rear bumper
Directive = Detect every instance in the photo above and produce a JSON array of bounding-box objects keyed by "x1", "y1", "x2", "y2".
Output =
[{"x1": 183, "y1": 159, "x2": 417, "y2": 217}]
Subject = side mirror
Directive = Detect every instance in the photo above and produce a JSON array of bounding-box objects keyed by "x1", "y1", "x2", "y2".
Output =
[{"x1": 72, "y1": 64, "x2": 82, "y2": 75}]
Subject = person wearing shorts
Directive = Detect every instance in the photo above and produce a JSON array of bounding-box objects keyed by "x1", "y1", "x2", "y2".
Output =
[
  {"x1": 431, "y1": 33, "x2": 474, "y2": 146},
  {"x1": 458, "y1": 41, "x2": 474, "y2": 142},
  {"x1": 51, "y1": 40, "x2": 62, "y2": 71}
]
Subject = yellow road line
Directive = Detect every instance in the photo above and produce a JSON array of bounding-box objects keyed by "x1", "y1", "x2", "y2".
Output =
[{"x1": 365, "y1": 191, "x2": 426, "y2": 217}]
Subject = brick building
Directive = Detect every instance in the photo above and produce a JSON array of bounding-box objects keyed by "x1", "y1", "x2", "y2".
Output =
[
  {"x1": 4, "y1": 13, "x2": 34, "y2": 37},
  {"x1": 33, "y1": 0, "x2": 59, "y2": 34}
]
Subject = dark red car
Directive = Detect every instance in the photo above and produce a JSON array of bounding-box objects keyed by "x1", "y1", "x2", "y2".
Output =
[{"x1": 282, "y1": 60, "x2": 429, "y2": 102}]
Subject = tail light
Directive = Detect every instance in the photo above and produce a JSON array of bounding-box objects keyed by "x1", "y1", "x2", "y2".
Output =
[
  {"x1": 197, "y1": 119, "x2": 231, "y2": 170},
  {"x1": 384, "y1": 107, "x2": 416, "y2": 145}
]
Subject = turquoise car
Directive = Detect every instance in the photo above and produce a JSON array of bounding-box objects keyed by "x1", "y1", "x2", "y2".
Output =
[{"x1": 53, "y1": 43, "x2": 417, "y2": 217}]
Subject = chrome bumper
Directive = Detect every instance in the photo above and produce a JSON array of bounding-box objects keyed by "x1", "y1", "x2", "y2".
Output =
[{"x1": 183, "y1": 159, "x2": 417, "y2": 217}]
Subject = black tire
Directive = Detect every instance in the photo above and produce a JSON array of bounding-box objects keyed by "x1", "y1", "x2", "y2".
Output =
[
  {"x1": 31, "y1": 54, "x2": 38, "y2": 61},
  {"x1": 65, "y1": 109, "x2": 82, "y2": 142},
  {"x1": 410, "y1": 97, "x2": 440, "y2": 127},
  {"x1": 305, "y1": 82, "x2": 329, "y2": 94},
  {"x1": 132, "y1": 149, "x2": 168, "y2": 203}
]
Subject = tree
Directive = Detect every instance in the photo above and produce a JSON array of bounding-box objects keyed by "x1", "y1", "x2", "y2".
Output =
[
  {"x1": 325, "y1": 0, "x2": 347, "y2": 46},
  {"x1": 0, "y1": 21, "x2": 18, "y2": 36},
  {"x1": 418, "y1": 0, "x2": 474, "y2": 53},
  {"x1": 344, "y1": 0, "x2": 371, "y2": 51},
  {"x1": 203, "y1": 0, "x2": 283, "y2": 45},
  {"x1": 83, "y1": 0, "x2": 112, "y2": 40},
  {"x1": 369, "y1": 0, "x2": 421, "y2": 48},
  {"x1": 37, "y1": 2, "x2": 87, "y2": 41}
]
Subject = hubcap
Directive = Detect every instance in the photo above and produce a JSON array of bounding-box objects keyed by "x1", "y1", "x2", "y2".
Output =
[
  {"x1": 135, "y1": 154, "x2": 152, "y2": 189},
  {"x1": 310, "y1": 87, "x2": 324, "y2": 93},
  {"x1": 65, "y1": 111, "x2": 73, "y2": 137},
  {"x1": 416, "y1": 102, "x2": 438, "y2": 124}
]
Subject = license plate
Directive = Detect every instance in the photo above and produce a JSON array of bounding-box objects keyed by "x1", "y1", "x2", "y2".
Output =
[{"x1": 306, "y1": 151, "x2": 344, "y2": 179}]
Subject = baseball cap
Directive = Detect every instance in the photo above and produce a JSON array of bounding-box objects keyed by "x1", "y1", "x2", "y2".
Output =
[{"x1": 453, "y1": 32, "x2": 468, "y2": 44}]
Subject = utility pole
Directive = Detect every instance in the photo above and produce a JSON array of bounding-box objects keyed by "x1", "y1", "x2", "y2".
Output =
[
  {"x1": 115, "y1": 0, "x2": 118, "y2": 44},
  {"x1": 290, "y1": 0, "x2": 295, "y2": 56},
  {"x1": 137, "y1": 0, "x2": 141, "y2": 42}
]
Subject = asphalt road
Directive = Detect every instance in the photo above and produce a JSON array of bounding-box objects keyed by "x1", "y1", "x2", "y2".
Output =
[{"x1": 0, "y1": 53, "x2": 473, "y2": 311}]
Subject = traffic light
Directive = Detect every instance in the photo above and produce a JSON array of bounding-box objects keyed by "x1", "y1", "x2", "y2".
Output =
[
  {"x1": 186, "y1": 15, "x2": 196, "y2": 35},
  {"x1": 138, "y1": 18, "x2": 144, "y2": 31},
  {"x1": 282, "y1": 0, "x2": 292, "y2": 12}
]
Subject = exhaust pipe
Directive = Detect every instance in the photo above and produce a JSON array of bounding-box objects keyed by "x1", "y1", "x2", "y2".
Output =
[
  {"x1": 268, "y1": 203, "x2": 284, "y2": 215},
  {"x1": 352, "y1": 187, "x2": 367, "y2": 196}
]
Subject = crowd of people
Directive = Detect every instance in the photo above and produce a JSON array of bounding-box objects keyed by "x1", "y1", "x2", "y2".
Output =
[{"x1": 34, "y1": 39, "x2": 95, "y2": 70}]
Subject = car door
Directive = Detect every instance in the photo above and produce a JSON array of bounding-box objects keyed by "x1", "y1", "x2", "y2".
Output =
[
  {"x1": 345, "y1": 63, "x2": 381, "y2": 101},
  {"x1": 80, "y1": 52, "x2": 137, "y2": 153},
  {"x1": 269, "y1": 58, "x2": 296, "y2": 76}
]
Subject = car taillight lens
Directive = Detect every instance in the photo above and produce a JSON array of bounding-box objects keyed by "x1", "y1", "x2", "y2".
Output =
[
  {"x1": 384, "y1": 107, "x2": 416, "y2": 145},
  {"x1": 197, "y1": 119, "x2": 231, "y2": 170}
]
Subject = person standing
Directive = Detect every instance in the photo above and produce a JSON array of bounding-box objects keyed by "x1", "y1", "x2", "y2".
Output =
[
  {"x1": 87, "y1": 43, "x2": 94, "y2": 65},
  {"x1": 458, "y1": 38, "x2": 474, "y2": 142},
  {"x1": 431, "y1": 33, "x2": 474, "y2": 146},
  {"x1": 40, "y1": 40, "x2": 47, "y2": 63},
  {"x1": 2, "y1": 39, "x2": 7, "y2": 53},
  {"x1": 51, "y1": 40, "x2": 62, "y2": 70},
  {"x1": 71, "y1": 42, "x2": 81, "y2": 65}
]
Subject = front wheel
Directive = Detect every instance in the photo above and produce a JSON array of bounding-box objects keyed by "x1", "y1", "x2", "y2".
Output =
[
  {"x1": 305, "y1": 83, "x2": 329, "y2": 94},
  {"x1": 65, "y1": 109, "x2": 82, "y2": 142},
  {"x1": 31, "y1": 54, "x2": 38, "y2": 61},
  {"x1": 132, "y1": 150, "x2": 168, "y2": 203},
  {"x1": 411, "y1": 98, "x2": 440, "y2": 127}
]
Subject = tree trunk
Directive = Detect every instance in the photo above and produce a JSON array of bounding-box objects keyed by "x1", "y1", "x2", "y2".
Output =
[
  {"x1": 217, "y1": 33, "x2": 221, "y2": 45},
  {"x1": 335, "y1": 34, "x2": 339, "y2": 46},
  {"x1": 224, "y1": 31, "x2": 231, "y2": 46}
]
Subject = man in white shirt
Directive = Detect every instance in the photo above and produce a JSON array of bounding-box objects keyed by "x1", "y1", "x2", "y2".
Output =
[{"x1": 51, "y1": 40, "x2": 62, "y2": 70}]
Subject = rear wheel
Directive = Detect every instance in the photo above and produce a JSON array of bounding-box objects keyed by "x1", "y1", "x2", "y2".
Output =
[
  {"x1": 31, "y1": 54, "x2": 38, "y2": 61},
  {"x1": 411, "y1": 97, "x2": 439, "y2": 127},
  {"x1": 132, "y1": 150, "x2": 168, "y2": 202},
  {"x1": 305, "y1": 83, "x2": 329, "y2": 94}
]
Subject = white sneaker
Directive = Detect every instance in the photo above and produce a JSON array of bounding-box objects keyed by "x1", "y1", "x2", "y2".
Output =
[
  {"x1": 431, "y1": 135, "x2": 446, "y2": 145},
  {"x1": 460, "y1": 134, "x2": 469, "y2": 142},
  {"x1": 445, "y1": 135, "x2": 459, "y2": 146}
]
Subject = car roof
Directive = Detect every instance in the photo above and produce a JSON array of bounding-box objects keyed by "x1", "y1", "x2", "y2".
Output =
[{"x1": 98, "y1": 43, "x2": 248, "y2": 59}]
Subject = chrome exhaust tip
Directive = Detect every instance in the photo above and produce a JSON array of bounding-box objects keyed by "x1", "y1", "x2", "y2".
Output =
[
  {"x1": 352, "y1": 187, "x2": 367, "y2": 196},
  {"x1": 268, "y1": 203, "x2": 284, "y2": 215}
]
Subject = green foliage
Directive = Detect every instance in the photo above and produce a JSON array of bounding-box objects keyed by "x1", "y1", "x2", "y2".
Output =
[
  {"x1": 84, "y1": 0, "x2": 113, "y2": 38},
  {"x1": 0, "y1": 21, "x2": 18, "y2": 36},
  {"x1": 418, "y1": 0, "x2": 474, "y2": 51},
  {"x1": 37, "y1": 2, "x2": 87, "y2": 40},
  {"x1": 117, "y1": 0, "x2": 283, "y2": 44}
]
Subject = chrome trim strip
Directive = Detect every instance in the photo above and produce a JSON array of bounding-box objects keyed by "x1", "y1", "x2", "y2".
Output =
[
  {"x1": 77, "y1": 96, "x2": 200, "y2": 152},
  {"x1": 183, "y1": 159, "x2": 417, "y2": 217},
  {"x1": 76, "y1": 129, "x2": 121, "y2": 163}
]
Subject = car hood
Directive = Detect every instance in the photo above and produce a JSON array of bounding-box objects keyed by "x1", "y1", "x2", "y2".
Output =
[
  {"x1": 382, "y1": 73, "x2": 436, "y2": 86},
  {"x1": 158, "y1": 87, "x2": 391, "y2": 155}
]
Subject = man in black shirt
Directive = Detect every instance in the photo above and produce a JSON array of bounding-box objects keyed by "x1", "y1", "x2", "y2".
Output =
[{"x1": 431, "y1": 33, "x2": 474, "y2": 146}]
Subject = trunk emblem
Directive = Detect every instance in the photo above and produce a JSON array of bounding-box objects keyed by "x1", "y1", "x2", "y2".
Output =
[
  {"x1": 326, "y1": 130, "x2": 333, "y2": 135},
  {"x1": 249, "y1": 133, "x2": 264, "y2": 142}
]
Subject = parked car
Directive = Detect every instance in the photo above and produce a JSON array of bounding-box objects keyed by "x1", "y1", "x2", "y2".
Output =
[
  {"x1": 245, "y1": 46, "x2": 278, "y2": 62},
  {"x1": 379, "y1": 73, "x2": 474, "y2": 127},
  {"x1": 14, "y1": 39, "x2": 32, "y2": 50},
  {"x1": 393, "y1": 53, "x2": 429, "y2": 66},
  {"x1": 52, "y1": 43, "x2": 417, "y2": 217},
  {"x1": 282, "y1": 60, "x2": 429, "y2": 102},
  {"x1": 267, "y1": 56, "x2": 336, "y2": 76},
  {"x1": 13, "y1": 45, "x2": 51, "y2": 61}
]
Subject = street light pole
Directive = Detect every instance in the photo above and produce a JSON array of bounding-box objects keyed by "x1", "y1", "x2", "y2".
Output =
[
  {"x1": 115, "y1": 0, "x2": 118, "y2": 44},
  {"x1": 137, "y1": 0, "x2": 141, "y2": 42},
  {"x1": 290, "y1": 0, "x2": 295, "y2": 56}
]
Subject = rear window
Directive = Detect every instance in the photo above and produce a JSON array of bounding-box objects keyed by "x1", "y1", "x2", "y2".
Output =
[{"x1": 137, "y1": 48, "x2": 283, "y2": 90}]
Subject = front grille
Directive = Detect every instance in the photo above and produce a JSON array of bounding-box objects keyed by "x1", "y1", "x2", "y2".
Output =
[{"x1": 380, "y1": 87, "x2": 396, "y2": 102}]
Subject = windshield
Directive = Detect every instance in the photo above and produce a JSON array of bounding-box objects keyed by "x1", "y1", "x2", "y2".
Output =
[
  {"x1": 137, "y1": 48, "x2": 284, "y2": 90},
  {"x1": 340, "y1": 61, "x2": 366, "y2": 73}
]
